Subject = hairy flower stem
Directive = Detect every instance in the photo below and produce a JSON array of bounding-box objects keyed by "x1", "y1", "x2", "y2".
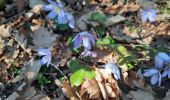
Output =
[{"x1": 50, "y1": 63, "x2": 82, "y2": 100}]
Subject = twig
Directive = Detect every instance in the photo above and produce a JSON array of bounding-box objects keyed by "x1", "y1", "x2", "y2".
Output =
[
  {"x1": 0, "y1": 10, "x2": 26, "y2": 25},
  {"x1": 50, "y1": 63, "x2": 82, "y2": 100}
]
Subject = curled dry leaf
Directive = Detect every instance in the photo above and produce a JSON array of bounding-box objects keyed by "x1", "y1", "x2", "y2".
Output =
[
  {"x1": 95, "y1": 68, "x2": 120, "y2": 99},
  {"x1": 62, "y1": 80, "x2": 79, "y2": 100},
  {"x1": 80, "y1": 79, "x2": 101, "y2": 99}
]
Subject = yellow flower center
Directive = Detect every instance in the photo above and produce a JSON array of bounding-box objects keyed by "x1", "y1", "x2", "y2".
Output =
[{"x1": 55, "y1": 7, "x2": 59, "y2": 13}]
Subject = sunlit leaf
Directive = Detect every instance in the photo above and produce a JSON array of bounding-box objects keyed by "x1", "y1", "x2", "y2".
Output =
[
  {"x1": 96, "y1": 36, "x2": 115, "y2": 46},
  {"x1": 69, "y1": 59, "x2": 96, "y2": 86},
  {"x1": 114, "y1": 45, "x2": 130, "y2": 57}
]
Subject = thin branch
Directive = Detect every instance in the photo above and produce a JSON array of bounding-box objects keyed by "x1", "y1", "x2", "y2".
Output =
[{"x1": 50, "y1": 63, "x2": 82, "y2": 100}]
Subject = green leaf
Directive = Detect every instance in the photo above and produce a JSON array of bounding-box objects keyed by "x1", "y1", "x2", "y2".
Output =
[
  {"x1": 114, "y1": 45, "x2": 130, "y2": 57},
  {"x1": 96, "y1": 36, "x2": 115, "y2": 46},
  {"x1": 95, "y1": 26, "x2": 105, "y2": 37},
  {"x1": 69, "y1": 59, "x2": 96, "y2": 86},
  {"x1": 88, "y1": 12, "x2": 107, "y2": 24},
  {"x1": 67, "y1": 36, "x2": 73, "y2": 46},
  {"x1": 118, "y1": 56, "x2": 138, "y2": 69},
  {"x1": 70, "y1": 69, "x2": 84, "y2": 86},
  {"x1": 83, "y1": 69, "x2": 96, "y2": 79}
]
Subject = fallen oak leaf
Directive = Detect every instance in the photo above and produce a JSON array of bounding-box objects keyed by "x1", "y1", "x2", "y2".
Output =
[
  {"x1": 80, "y1": 79, "x2": 102, "y2": 99},
  {"x1": 62, "y1": 80, "x2": 79, "y2": 100},
  {"x1": 95, "y1": 69, "x2": 120, "y2": 99}
]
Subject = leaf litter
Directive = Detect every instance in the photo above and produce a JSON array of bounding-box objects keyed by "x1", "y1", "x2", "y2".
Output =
[{"x1": 1, "y1": 0, "x2": 170, "y2": 100}]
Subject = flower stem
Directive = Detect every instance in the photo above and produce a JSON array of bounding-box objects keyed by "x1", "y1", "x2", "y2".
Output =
[{"x1": 50, "y1": 63, "x2": 82, "y2": 100}]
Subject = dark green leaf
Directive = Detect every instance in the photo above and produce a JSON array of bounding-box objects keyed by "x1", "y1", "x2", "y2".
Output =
[{"x1": 88, "y1": 12, "x2": 107, "y2": 24}]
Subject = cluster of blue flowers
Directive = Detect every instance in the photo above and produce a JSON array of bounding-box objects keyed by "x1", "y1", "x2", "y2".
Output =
[
  {"x1": 72, "y1": 31, "x2": 96, "y2": 57},
  {"x1": 143, "y1": 52, "x2": 170, "y2": 86},
  {"x1": 43, "y1": 0, "x2": 75, "y2": 29}
]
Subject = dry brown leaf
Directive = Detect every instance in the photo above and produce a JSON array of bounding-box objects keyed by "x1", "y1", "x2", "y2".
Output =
[
  {"x1": 62, "y1": 80, "x2": 79, "y2": 100},
  {"x1": 92, "y1": 47, "x2": 116, "y2": 64},
  {"x1": 0, "y1": 25, "x2": 12, "y2": 37},
  {"x1": 31, "y1": 26, "x2": 60, "y2": 49},
  {"x1": 95, "y1": 69, "x2": 120, "y2": 99},
  {"x1": 103, "y1": 3, "x2": 140, "y2": 14},
  {"x1": 80, "y1": 79, "x2": 101, "y2": 99}
]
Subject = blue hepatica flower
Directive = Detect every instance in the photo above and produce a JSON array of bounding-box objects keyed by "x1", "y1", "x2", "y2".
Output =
[
  {"x1": 143, "y1": 68, "x2": 161, "y2": 86},
  {"x1": 140, "y1": 9, "x2": 157, "y2": 22},
  {"x1": 37, "y1": 48, "x2": 52, "y2": 67},
  {"x1": 80, "y1": 50, "x2": 96, "y2": 57},
  {"x1": 56, "y1": 12, "x2": 75, "y2": 29},
  {"x1": 43, "y1": 0, "x2": 65, "y2": 20},
  {"x1": 162, "y1": 67, "x2": 170, "y2": 78},
  {"x1": 155, "y1": 52, "x2": 170, "y2": 68},
  {"x1": 43, "y1": 0, "x2": 75, "y2": 29},
  {"x1": 72, "y1": 31, "x2": 96, "y2": 50},
  {"x1": 104, "y1": 63, "x2": 121, "y2": 80}
]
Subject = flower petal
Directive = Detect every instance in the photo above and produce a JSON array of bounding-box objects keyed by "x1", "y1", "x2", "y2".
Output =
[
  {"x1": 72, "y1": 35, "x2": 81, "y2": 49},
  {"x1": 151, "y1": 74, "x2": 158, "y2": 85},
  {"x1": 168, "y1": 71, "x2": 170, "y2": 78},
  {"x1": 65, "y1": 13, "x2": 75, "y2": 29},
  {"x1": 69, "y1": 19, "x2": 75, "y2": 29},
  {"x1": 155, "y1": 55, "x2": 163, "y2": 68},
  {"x1": 37, "y1": 48, "x2": 50, "y2": 56},
  {"x1": 43, "y1": 5, "x2": 55, "y2": 11},
  {"x1": 41, "y1": 56, "x2": 50, "y2": 64},
  {"x1": 82, "y1": 37, "x2": 91, "y2": 50},
  {"x1": 157, "y1": 52, "x2": 170, "y2": 62},
  {"x1": 162, "y1": 69, "x2": 168, "y2": 78},
  {"x1": 148, "y1": 9, "x2": 157, "y2": 22},
  {"x1": 143, "y1": 69, "x2": 158, "y2": 77},
  {"x1": 140, "y1": 10, "x2": 148, "y2": 22},
  {"x1": 57, "y1": 15, "x2": 68, "y2": 24},
  {"x1": 47, "y1": 10, "x2": 57, "y2": 19}
]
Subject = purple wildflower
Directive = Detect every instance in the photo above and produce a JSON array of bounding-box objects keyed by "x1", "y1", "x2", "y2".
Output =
[
  {"x1": 72, "y1": 31, "x2": 96, "y2": 50},
  {"x1": 155, "y1": 52, "x2": 170, "y2": 68},
  {"x1": 104, "y1": 63, "x2": 121, "y2": 80},
  {"x1": 56, "y1": 12, "x2": 75, "y2": 29},
  {"x1": 43, "y1": 0, "x2": 64, "y2": 19},
  {"x1": 162, "y1": 67, "x2": 170, "y2": 78},
  {"x1": 140, "y1": 9, "x2": 157, "y2": 22},
  {"x1": 80, "y1": 50, "x2": 96, "y2": 57},
  {"x1": 37, "y1": 48, "x2": 52, "y2": 67},
  {"x1": 143, "y1": 68, "x2": 161, "y2": 86}
]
